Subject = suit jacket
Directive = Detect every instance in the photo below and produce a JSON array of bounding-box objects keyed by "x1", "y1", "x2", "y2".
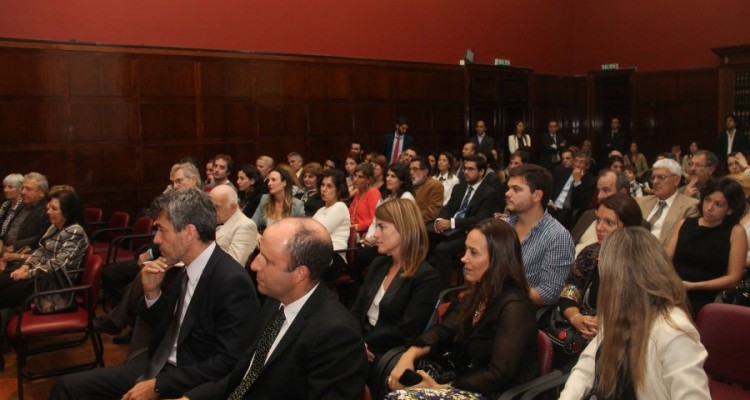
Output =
[
  {"x1": 551, "y1": 168, "x2": 595, "y2": 214},
  {"x1": 471, "y1": 134, "x2": 496, "y2": 155},
  {"x1": 382, "y1": 133, "x2": 416, "y2": 163},
  {"x1": 139, "y1": 245, "x2": 260, "y2": 398},
  {"x1": 4, "y1": 199, "x2": 50, "y2": 250},
  {"x1": 414, "y1": 178, "x2": 444, "y2": 222},
  {"x1": 637, "y1": 194, "x2": 699, "y2": 244},
  {"x1": 185, "y1": 284, "x2": 368, "y2": 400},
  {"x1": 717, "y1": 130, "x2": 749, "y2": 165},
  {"x1": 540, "y1": 133, "x2": 565, "y2": 169},
  {"x1": 350, "y1": 257, "x2": 441, "y2": 356},
  {"x1": 438, "y1": 180, "x2": 501, "y2": 230},
  {"x1": 216, "y1": 209, "x2": 258, "y2": 266}
]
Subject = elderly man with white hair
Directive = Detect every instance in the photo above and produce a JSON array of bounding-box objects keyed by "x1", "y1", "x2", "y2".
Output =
[
  {"x1": 210, "y1": 185, "x2": 258, "y2": 266},
  {"x1": 636, "y1": 158, "x2": 699, "y2": 244}
]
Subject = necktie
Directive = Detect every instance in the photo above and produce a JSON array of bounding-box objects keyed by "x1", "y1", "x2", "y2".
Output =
[
  {"x1": 454, "y1": 186, "x2": 474, "y2": 219},
  {"x1": 648, "y1": 200, "x2": 667, "y2": 227},
  {"x1": 141, "y1": 269, "x2": 189, "y2": 380},
  {"x1": 229, "y1": 306, "x2": 286, "y2": 399},
  {"x1": 391, "y1": 135, "x2": 402, "y2": 164}
]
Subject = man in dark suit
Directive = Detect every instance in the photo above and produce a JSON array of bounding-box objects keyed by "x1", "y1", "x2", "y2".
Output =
[
  {"x1": 598, "y1": 117, "x2": 630, "y2": 167},
  {"x1": 0, "y1": 172, "x2": 51, "y2": 271},
  {"x1": 51, "y1": 188, "x2": 260, "y2": 400},
  {"x1": 184, "y1": 217, "x2": 368, "y2": 400},
  {"x1": 430, "y1": 155, "x2": 501, "y2": 286},
  {"x1": 716, "y1": 113, "x2": 749, "y2": 168},
  {"x1": 548, "y1": 151, "x2": 595, "y2": 229},
  {"x1": 382, "y1": 117, "x2": 416, "y2": 164},
  {"x1": 539, "y1": 119, "x2": 566, "y2": 170},
  {"x1": 470, "y1": 120, "x2": 495, "y2": 156}
]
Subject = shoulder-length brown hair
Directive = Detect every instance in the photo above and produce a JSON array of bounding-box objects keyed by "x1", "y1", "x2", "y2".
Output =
[
  {"x1": 262, "y1": 168, "x2": 295, "y2": 219},
  {"x1": 596, "y1": 227, "x2": 691, "y2": 397},
  {"x1": 374, "y1": 199, "x2": 427, "y2": 278}
]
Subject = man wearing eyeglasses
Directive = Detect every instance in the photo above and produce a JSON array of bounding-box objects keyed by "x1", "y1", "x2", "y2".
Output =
[
  {"x1": 680, "y1": 150, "x2": 718, "y2": 199},
  {"x1": 637, "y1": 158, "x2": 698, "y2": 244}
]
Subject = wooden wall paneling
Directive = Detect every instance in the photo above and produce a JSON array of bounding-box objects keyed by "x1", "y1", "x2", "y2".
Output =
[
  {"x1": 432, "y1": 103, "x2": 466, "y2": 153},
  {"x1": 68, "y1": 54, "x2": 133, "y2": 97},
  {"x1": 140, "y1": 102, "x2": 198, "y2": 141},
  {"x1": 324, "y1": 66, "x2": 351, "y2": 99},
  {"x1": 433, "y1": 69, "x2": 465, "y2": 101},
  {"x1": 395, "y1": 69, "x2": 433, "y2": 100},
  {"x1": 394, "y1": 103, "x2": 433, "y2": 151},
  {"x1": 308, "y1": 101, "x2": 353, "y2": 136},
  {"x1": 73, "y1": 145, "x2": 139, "y2": 186},
  {"x1": 0, "y1": 100, "x2": 67, "y2": 144},
  {"x1": 200, "y1": 60, "x2": 256, "y2": 98},
  {"x1": 351, "y1": 67, "x2": 393, "y2": 99},
  {"x1": 0, "y1": 149, "x2": 67, "y2": 183},
  {"x1": 137, "y1": 58, "x2": 196, "y2": 98},
  {"x1": 141, "y1": 145, "x2": 201, "y2": 184},
  {"x1": 70, "y1": 100, "x2": 135, "y2": 142},
  {"x1": 0, "y1": 50, "x2": 67, "y2": 96},
  {"x1": 283, "y1": 64, "x2": 311, "y2": 98},
  {"x1": 201, "y1": 100, "x2": 258, "y2": 140},
  {"x1": 353, "y1": 102, "x2": 395, "y2": 152},
  {"x1": 255, "y1": 61, "x2": 283, "y2": 98}
]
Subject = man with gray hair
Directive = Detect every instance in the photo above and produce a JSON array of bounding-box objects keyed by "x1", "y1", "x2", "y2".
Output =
[
  {"x1": 637, "y1": 158, "x2": 698, "y2": 244},
  {"x1": 0, "y1": 172, "x2": 50, "y2": 261},
  {"x1": 210, "y1": 185, "x2": 258, "y2": 265},
  {"x1": 184, "y1": 217, "x2": 367, "y2": 399},
  {"x1": 52, "y1": 188, "x2": 260, "y2": 399},
  {"x1": 0, "y1": 173, "x2": 25, "y2": 239},
  {"x1": 170, "y1": 162, "x2": 202, "y2": 190},
  {"x1": 681, "y1": 149, "x2": 718, "y2": 199}
]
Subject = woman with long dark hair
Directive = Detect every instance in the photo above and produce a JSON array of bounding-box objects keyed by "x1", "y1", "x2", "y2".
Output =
[
  {"x1": 312, "y1": 169, "x2": 351, "y2": 280},
  {"x1": 561, "y1": 227, "x2": 710, "y2": 399},
  {"x1": 387, "y1": 218, "x2": 538, "y2": 399}
]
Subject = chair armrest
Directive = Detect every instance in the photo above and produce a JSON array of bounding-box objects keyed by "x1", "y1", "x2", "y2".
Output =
[
  {"x1": 108, "y1": 232, "x2": 155, "y2": 263},
  {"x1": 90, "y1": 226, "x2": 133, "y2": 242},
  {"x1": 496, "y1": 370, "x2": 567, "y2": 400},
  {"x1": 19, "y1": 284, "x2": 93, "y2": 309}
]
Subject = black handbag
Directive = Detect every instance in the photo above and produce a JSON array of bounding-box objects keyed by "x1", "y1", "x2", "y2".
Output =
[
  {"x1": 416, "y1": 351, "x2": 458, "y2": 384},
  {"x1": 32, "y1": 267, "x2": 78, "y2": 315},
  {"x1": 544, "y1": 287, "x2": 595, "y2": 355}
]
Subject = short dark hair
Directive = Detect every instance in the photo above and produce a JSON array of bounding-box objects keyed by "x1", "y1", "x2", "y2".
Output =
[
  {"x1": 410, "y1": 156, "x2": 429, "y2": 171},
  {"x1": 51, "y1": 189, "x2": 85, "y2": 227},
  {"x1": 396, "y1": 116, "x2": 410, "y2": 126},
  {"x1": 320, "y1": 169, "x2": 349, "y2": 201},
  {"x1": 149, "y1": 188, "x2": 216, "y2": 242},
  {"x1": 511, "y1": 150, "x2": 532, "y2": 164},
  {"x1": 463, "y1": 155, "x2": 487, "y2": 175},
  {"x1": 508, "y1": 164, "x2": 553, "y2": 204},
  {"x1": 213, "y1": 153, "x2": 235, "y2": 173},
  {"x1": 695, "y1": 150, "x2": 719, "y2": 169},
  {"x1": 287, "y1": 219, "x2": 333, "y2": 282}
]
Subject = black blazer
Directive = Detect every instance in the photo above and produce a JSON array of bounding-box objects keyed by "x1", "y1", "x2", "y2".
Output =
[
  {"x1": 540, "y1": 132, "x2": 565, "y2": 169},
  {"x1": 438, "y1": 180, "x2": 501, "y2": 230},
  {"x1": 471, "y1": 134, "x2": 496, "y2": 155},
  {"x1": 350, "y1": 256, "x2": 442, "y2": 356},
  {"x1": 550, "y1": 167, "x2": 595, "y2": 213},
  {"x1": 139, "y1": 245, "x2": 260, "y2": 398},
  {"x1": 382, "y1": 133, "x2": 416, "y2": 162},
  {"x1": 717, "y1": 131, "x2": 750, "y2": 165},
  {"x1": 4, "y1": 199, "x2": 50, "y2": 250},
  {"x1": 185, "y1": 284, "x2": 368, "y2": 400}
]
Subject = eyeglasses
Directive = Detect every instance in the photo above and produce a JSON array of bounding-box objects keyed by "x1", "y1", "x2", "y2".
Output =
[
  {"x1": 650, "y1": 174, "x2": 675, "y2": 182},
  {"x1": 688, "y1": 162, "x2": 706, "y2": 168}
]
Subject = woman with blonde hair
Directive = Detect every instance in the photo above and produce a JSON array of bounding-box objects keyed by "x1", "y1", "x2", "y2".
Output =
[
  {"x1": 560, "y1": 227, "x2": 710, "y2": 399},
  {"x1": 351, "y1": 199, "x2": 441, "y2": 363}
]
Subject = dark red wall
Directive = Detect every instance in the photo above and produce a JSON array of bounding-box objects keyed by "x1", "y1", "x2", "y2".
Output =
[
  {"x1": 1, "y1": 1, "x2": 749, "y2": 74},
  {"x1": 0, "y1": 0, "x2": 570, "y2": 73},
  {"x1": 569, "y1": 0, "x2": 750, "y2": 74}
]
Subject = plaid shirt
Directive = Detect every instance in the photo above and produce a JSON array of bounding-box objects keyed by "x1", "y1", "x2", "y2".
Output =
[
  {"x1": 506, "y1": 211, "x2": 575, "y2": 305},
  {"x1": 27, "y1": 223, "x2": 89, "y2": 277}
]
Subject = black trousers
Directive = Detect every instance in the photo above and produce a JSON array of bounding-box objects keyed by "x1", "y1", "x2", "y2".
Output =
[
  {"x1": 50, "y1": 360, "x2": 149, "y2": 399},
  {"x1": 0, "y1": 271, "x2": 33, "y2": 309}
]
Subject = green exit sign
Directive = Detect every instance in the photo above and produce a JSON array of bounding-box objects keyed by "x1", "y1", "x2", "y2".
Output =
[
  {"x1": 494, "y1": 58, "x2": 511, "y2": 66},
  {"x1": 601, "y1": 63, "x2": 620, "y2": 70}
]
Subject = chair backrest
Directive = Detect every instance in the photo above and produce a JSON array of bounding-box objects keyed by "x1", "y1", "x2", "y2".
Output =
[
  {"x1": 108, "y1": 211, "x2": 130, "y2": 230},
  {"x1": 537, "y1": 330, "x2": 554, "y2": 376},
  {"x1": 83, "y1": 207, "x2": 103, "y2": 224},
  {"x1": 131, "y1": 216, "x2": 155, "y2": 248},
  {"x1": 696, "y1": 303, "x2": 750, "y2": 387},
  {"x1": 81, "y1": 254, "x2": 104, "y2": 306}
]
